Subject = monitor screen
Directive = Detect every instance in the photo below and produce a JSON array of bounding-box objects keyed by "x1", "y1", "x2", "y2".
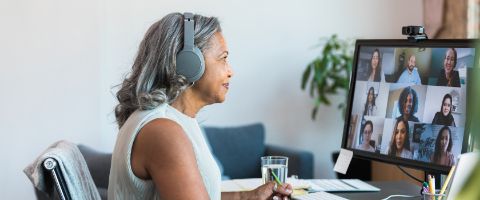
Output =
[{"x1": 342, "y1": 39, "x2": 477, "y2": 173}]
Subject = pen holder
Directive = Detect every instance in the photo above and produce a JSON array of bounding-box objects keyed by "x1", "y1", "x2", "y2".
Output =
[{"x1": 423, "y1": 190, "x2": 446, "y2": 200}]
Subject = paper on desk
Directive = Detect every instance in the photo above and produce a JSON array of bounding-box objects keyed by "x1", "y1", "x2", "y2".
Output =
[
  {"x1": 333, "y1": 148, "x2": 353, "y2": 174},
  {"x1": 221, "y1": 178, "x2": 311, "y2": 192},
  {"x1": 221, "y1": 178, "x2": 261, "y2": 192}
]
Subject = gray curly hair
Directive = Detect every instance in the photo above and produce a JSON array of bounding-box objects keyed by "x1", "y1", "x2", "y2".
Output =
[{"x1": 115, "y1": 12, "x2": 221, "y2": 128}]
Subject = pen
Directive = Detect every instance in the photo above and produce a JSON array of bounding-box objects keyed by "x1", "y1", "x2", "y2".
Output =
[
  {"x1": 438, "y1": 165, "x2": 456, "y2": 200},
  {"x1": 270, "y1": 169, "x2": 282, "y2": 186},
  {"x1": 270, "y1": 170, "x2": 293, "y2": 198},
  {"x1": 428, "y1": 175, "x2": 436, "y2": 195},
  {"x1": 421, "y1": 181, "x2": 429, "y2": 195}
]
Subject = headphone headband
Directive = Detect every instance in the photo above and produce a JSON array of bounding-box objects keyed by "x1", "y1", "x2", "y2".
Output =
[{"x1": 183, "y1": 12, "x2": 194, "y2": 51}]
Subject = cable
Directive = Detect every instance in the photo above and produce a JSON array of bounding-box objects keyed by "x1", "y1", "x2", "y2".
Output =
[
  {"x1": 397, "y1": 165, "x2": 423, "y2": 184},
  {"x1": 381, "y1": 194, "x2": 421, "y2": 200}
]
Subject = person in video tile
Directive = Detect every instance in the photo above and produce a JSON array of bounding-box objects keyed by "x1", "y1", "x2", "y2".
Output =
[
  {"x1": 397, "y1": 55, "x2": 422, "y2": 85},
  {"x1": 436, "y1": 48, "x2": 460, "y2": 87},
  {"x1": 431, "y1": 126, "x2": 456, "y2": 166},
  {"x1": 432, "y1": 94, "x2": 456, "y2": 127},
  {"x1": 396, "y1": 87, "x2": 419, "y2": 122},
  {"x1": 367, "y1": 49, "x2": 384, "y2": 82},
  {"x1": 363, "y1": 87, "x2": 377, "y2": 116},
  {"x1": 388, "y1": 119, "x2": 413, "y2": 159},
  {"x1": 357, "y1": 120, "x2": 375, "y2": 152}
]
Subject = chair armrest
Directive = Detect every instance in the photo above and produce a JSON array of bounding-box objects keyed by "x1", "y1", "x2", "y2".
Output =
[{"x1": 265, "y1": 145, "x2": 314, "y2": 179}]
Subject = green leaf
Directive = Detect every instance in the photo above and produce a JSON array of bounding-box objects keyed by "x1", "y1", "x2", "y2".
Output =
[{"x1": 301, "y1": 63, "x2": 312, "y2": 90}]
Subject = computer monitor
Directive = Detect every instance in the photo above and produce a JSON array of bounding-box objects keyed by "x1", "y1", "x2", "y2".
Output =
[{"x1": 341, "y1": 39, "x2": 477, "y2": 174}]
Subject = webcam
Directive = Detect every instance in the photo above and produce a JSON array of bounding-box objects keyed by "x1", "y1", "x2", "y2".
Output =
[{"x1": 402, "y1": 25, "x2": 428, "y2": 42}]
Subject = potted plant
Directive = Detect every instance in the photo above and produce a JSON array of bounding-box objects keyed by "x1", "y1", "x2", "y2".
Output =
[{"x1": 301, "y1": 34, "x2": 354, "y2": 119}]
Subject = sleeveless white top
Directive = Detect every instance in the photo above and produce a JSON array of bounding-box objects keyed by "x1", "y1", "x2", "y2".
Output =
[{"x1": 108, "y1": 103, "x2": 221, "y2": 200}]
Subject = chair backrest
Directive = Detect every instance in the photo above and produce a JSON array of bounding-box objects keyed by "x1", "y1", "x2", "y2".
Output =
[
  {"x1": 77, "y1": 144, "x2": 112, "y2": 191},
  {"x1": 43, "y1": 158, "x2": 71, "y2": 200},
  {"x1": 25, "y1": 140, "x2": 101, "y2": 200}
]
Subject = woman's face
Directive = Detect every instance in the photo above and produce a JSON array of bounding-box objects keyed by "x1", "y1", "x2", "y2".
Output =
[
  {"x1": 368, "y1": 89, "x2": 374, "y2": 103},
  {"x1": 442, "y1": 97, "x2": 452, "y2": 116},
  {"x1": 444, "y1": 49, "x2": 455, "y2": 75},
  {"x1": 439, "y1": 129, "x2": 450, "y2": 152},
  {"x1": 403, "y1": 94, "x2": 413, "y2": 115},
  {"x1": 363, "y1": 124, "x2": 373, "y2": 143},
  {"x1": 395, "y1": 121, "x2": 407, "y2": 151},
  {"x1": 371, "y1": 51, "x2": 379, "y2": 70},
  {"x1": 193, "y1": 32, "x2": 234, "y2": 104}
]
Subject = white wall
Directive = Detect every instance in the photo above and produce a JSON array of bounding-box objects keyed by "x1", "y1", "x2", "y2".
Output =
[{"x1": 0, "y1": 0, "x2": 423, "y2": 199}]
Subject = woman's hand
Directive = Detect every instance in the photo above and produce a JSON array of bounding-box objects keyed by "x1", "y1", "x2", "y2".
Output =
[{"x1": 248, "y1": 181, "x2": 293, "y2": 200}]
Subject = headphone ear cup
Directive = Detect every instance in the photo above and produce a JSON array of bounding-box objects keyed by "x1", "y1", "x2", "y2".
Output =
[{"x1": 176, "y1": 47, "x2": 205, "y2": 83}]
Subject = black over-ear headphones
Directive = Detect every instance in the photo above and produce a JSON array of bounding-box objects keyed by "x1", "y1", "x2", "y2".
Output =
[{"x1": 176, "y1": 12, "x2": 205, "y2": 83}]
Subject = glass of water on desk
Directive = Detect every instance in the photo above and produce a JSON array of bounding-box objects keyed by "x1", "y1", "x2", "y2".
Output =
[{"x1": 261, "y1": 156, "x2": 288, "y2": 184}]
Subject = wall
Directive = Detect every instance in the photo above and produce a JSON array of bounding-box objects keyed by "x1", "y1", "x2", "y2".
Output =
[{"x1": 0, "y1": 0, "x2": 423, "y2": 199}]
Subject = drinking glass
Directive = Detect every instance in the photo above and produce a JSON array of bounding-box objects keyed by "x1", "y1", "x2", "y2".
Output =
[{"x1": 261, "y1": 156, "x2": 288, "y2": 184}]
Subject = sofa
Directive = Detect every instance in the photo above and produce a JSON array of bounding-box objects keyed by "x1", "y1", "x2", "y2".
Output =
[
  {"x1": 35, "y1": 123, "x2": 313, "y2": 200},
  {"x1": 203, "y1": 123, "x2": 314, "y2": 180}
]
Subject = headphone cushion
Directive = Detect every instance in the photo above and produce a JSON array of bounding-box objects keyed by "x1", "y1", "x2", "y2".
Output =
[{"x1": 176, "y1": 47, "x2": 205, "y2": 83}]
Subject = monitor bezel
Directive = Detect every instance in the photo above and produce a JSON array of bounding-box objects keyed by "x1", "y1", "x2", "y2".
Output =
[{"x1": 341, "y1": 39, "x2": 477, "y2": 174}]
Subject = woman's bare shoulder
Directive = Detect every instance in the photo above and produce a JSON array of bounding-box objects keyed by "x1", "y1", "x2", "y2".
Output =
[
  {"x1": 131, "y1": 118, "x2": 194, "y2": 179},
  {"x1": 138, "y1": 118, "x2": 192, "y2": 153}
]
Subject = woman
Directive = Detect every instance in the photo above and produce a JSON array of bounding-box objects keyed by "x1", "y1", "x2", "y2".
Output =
[
  {"x1": 388, "y1": 119, "x2": 413, "y2": 159},
  {"x1": 356, "y1": 120, "x2": 375, "y2": 152},
  {"x1": 432, "y1": 94, "x2": 456, "y2": 127},
  {"x1": 108, "y1": 13, "x2": 292, "y2": 200},
  {"x1": 366, "y1": 49, "x2": 384, "y2": 82},
  {"x1": 431, "y1": 126, "x2": 456, "y2": 166},
  {"x1": 363, "y1": 87, "x2": 377, "y2": 116},
  {"x1": 436, "y1": 48, "x2": 461, "y2": 87},
  {"x1": 396, "y1": 87, "x2": 419, "y2": 122}
]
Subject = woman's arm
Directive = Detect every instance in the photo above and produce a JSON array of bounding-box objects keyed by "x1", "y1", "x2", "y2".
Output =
[{"x1": 131, "y1": 118, "x2": 210, "y2": 200}]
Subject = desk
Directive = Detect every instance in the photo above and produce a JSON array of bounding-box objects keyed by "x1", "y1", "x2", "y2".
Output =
[
  {"x1": 334, "y1": 181, "x2": 420, "y2": 200},
  {"x1": 222, "y1": 179, "x2": 422, "y2": 199}
]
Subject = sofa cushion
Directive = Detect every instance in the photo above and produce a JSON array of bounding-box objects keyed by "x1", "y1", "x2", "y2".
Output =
[{"x1": 203, "y1": 123, "x2": 265, "y2": 179}]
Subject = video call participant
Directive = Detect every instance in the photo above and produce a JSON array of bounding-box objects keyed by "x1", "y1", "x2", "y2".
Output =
[
  {"x1": 396, "y1": 86, "x2": 419, "y2": 122},
  {"x1": 366, "y1": 49, "x2": 385, "y2": 82},
  {"x1": 363, "y1": 87, "x2": 377, "y2": 116},
  {"x1": 431, "y1": 126, "x2": 456, "y2": 166},
  {"x1": 388, "y1": 119, "x2": 413, "y2": 159},
  {"x1": 437, "y1": 48, "x2": 460, "y2": 87},
  {"x1": 357, "y1": 120, "x2": 375, "y2": 152},
  {"x1": 432, "y1": 93, "x2": 456, "y2": 127},
  {"x1": 397, "y1": 55, "x2": 422, "y2": 85},
  {"x1": 109, "y1": 13, "x2": 292, "y2": 200}
]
